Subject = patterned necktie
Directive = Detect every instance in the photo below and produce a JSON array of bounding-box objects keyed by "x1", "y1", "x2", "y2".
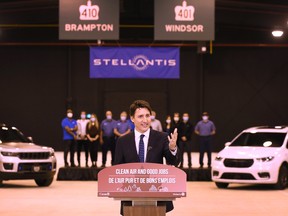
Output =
[{"x1": 139, "y1": 134, "x2": 145, "y2": 162}]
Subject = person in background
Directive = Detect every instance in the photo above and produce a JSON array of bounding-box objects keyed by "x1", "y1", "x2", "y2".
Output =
[
  {"x1": 61, "y1": 109, "x2": 78, "y2": 167},
  {"x1": 100, "y1": 110, "x2": 117, "y2": 167},
  {"x1": 76, "y1": 111, "x2": 89, "y2": 167},
  {"x1": 195, "y1": 112, "x2": 216, "y2": 168},
  {"x1": 114, "y1": 111, "x2": 131, "y2": 140},
  {"x1": 86, "y1": 113, "x2": 100, "y2": 167},
  {"x1": 163, "y1": 115, "x2": 172, "y2": 135},
  {"x1": 178, "y1": 113, "x2": 193, "y2": 168},
  {"x1": 127, "y1": 117, "x2": 135, "y2": 131},
  {"x1": 150, "y1": 110, "x2": 163, "y2": 132}
]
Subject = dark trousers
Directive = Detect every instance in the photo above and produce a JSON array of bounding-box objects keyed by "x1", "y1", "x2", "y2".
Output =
[
  {"x1": 179, "y1": 141, "x2": 192, "y2": 167},
  {"x1": 199, "y1": 136, "x2": 212, "y2": 166},
  {"x1": 89, "y1": 140, "x2": 99, "y2": 163},
  {"x1": 102, "y1": 136, "x2": 115, "y2": 165},
  {"x1": 77, "y1": 140, "x2": 89, "y2": 164},
  {"x1": 63, "y1": 139, "x2": 76, "y2": 166}
]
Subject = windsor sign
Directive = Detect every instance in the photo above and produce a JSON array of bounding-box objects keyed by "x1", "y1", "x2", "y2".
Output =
[{"x1": 154, "y1": 0, "x2": 215, "y2": 41}]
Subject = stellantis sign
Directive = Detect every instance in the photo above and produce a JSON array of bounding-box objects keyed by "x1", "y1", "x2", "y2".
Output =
[
  {"x1": 90, "y1": 47, "x2": 180, "y2": 79},
  {"x1": 59, "y1": 0, "x2": 119, "y2": 40},
  {"x1": 155, "y1": 0, "x2": 215, "y2": 41}
]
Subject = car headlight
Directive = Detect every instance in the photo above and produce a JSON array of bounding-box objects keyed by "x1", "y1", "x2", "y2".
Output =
[
  {"x1": 1, "y1": 151, "x2": 19, "y2": 157},
  {"x1": 49, "y1": 150, "x2": 55, "y2": 157},
  {"x1": 215, "y1": 156, "x2": 223, "y2": 161},
  {"x1": 256, "y1": 156, "x2": 274, "y2": 162}
]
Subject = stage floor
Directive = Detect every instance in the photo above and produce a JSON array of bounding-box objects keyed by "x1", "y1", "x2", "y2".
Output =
[
  {"x1": 1, "y1": 180, "x2": 288, "y2": 216},
  {"x1": 1, "y1": 153, "x2": 288, "y2": 215}
]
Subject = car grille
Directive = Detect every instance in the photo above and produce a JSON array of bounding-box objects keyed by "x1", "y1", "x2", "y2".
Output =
[
  {"x1": 224, "y1": 158, "x2": 254, "y2": 168},
  {"x1": 18, "y1": 163, "x2": 53, "y2": 172},
  {"x1": 19, "y1": 152, "x2": 50, "y2": 160},
  {"x1": 221, "y1": 173, "x2": 256, "y2": 180}
]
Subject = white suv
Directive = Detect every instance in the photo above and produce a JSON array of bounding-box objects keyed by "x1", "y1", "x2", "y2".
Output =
[
  {"x1": 0, "y1": 124, "x2": 57, "y2": 187},
  {"x1": 212, "y1": 126, "x2": 288, "y2": 189}
]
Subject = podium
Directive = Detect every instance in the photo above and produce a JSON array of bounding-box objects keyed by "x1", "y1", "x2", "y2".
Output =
[{"x1": 98, "y1": 163, "x2": 186, "y2": 216}]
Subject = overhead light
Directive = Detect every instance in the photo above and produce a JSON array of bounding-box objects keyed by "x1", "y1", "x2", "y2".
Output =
[{"x1": 272, "y1": 30, "x2": 283, "y2": 37}]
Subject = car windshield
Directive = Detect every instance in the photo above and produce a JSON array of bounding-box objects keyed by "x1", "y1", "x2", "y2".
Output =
[
  {"x1": 0, "y1": 126, "x2": 30, "y2": 143},
  {"x1": 230, "y1": 132, "x2": 286, "y2": 147}
]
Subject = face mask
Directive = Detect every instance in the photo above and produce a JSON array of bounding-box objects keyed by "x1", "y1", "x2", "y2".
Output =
[
  {"x1": 166, "y1": 119, "x2": 171, "y2": 124},
  {"x1": 67, "y1": 113, "x2": 73, "y2": 118},
  {"x1": 91, "y1": 117, "x2": 96, "y2": 122},
  {"x1": 202, "y1": 116, "x2": 209, "y2": 121},
  {"x1": 81, "y1": 114, "x2": 86, "y2": 119},
  {"x1": 183, "y1": 116, "x2": 189, "y2": 122},
  {"x1": 150, "y1": 115, "x2": 155, "y2": 120},
  {"x1": 120, "y1": 116, "x2": 126, "y2": 121},
  {"x1": 174, "y1": 117, "x2": 179, "y2": 122},
  {"x1": 106, "y1": 115, "x2": 112, "y2": 120}
]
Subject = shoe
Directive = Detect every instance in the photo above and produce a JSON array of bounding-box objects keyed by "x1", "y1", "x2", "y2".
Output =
[
  {"x1": 199, "y1": 165, "x2": 203, "y2": 168},
  {"x1": 65, "y1": 163, "x2": 69, "y2": 167},
  {"x1": 71, "y1": 163, "x2": 76, "y2": 167},
  {"x1": 188, "y1": 165, "x2": 192, "y2": 169}
]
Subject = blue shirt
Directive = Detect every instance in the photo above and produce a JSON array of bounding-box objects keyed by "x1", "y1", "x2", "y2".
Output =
[
  {"x1": 101, "y1": 119, "x2": 116, "y2": 137},
  {"x1": 195, "y1": 120, "x2": 216, "y2": 136},
  {"x1": 61, "y1": 117, "x2": 77, "y2": 140},
  {"x1": 115, "y1": 120, "x2": 131, "y2": 134}
]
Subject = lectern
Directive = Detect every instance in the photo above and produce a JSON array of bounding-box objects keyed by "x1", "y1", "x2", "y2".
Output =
[{"x1": 98, "y1": 163, "x2": 186, "y2": 216}]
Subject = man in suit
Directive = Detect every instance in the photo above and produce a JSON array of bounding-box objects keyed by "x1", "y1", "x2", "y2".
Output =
[{"x1": 115, "y1": 100, "x2": 180, "y2": 215}]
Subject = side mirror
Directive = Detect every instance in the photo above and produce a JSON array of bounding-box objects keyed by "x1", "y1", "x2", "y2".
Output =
[
  {"x1": 27, "y1": 136, "x2": 33, "y2": 142},
  {"x1": 225, "y1": 142, "x2": 231, "y2": 147}
]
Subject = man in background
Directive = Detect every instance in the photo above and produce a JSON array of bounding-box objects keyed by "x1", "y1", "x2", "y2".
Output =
[
  {"x1": 61, "y1": 109, "x2": 77, "y2": 167},
  {"x1": 76, "y1": 111, "x2": 89, "y2": 167},
  {"x1": 178, "y1": 113, "x2": 193, "y2": 168},
  {"x1": 195, "y1": 112, "x2": 216, "y2": 168},
  {"x1": 100, "y1": 110, "x2": 116, "y2": 167},
  {"x1": 150, "y1": 110, "x2": 163, "y2": 132}
]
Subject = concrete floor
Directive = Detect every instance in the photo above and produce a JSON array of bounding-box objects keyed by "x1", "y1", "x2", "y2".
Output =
[{"x1": 1, "y1": 152, "x2": 288, "y2": 215}]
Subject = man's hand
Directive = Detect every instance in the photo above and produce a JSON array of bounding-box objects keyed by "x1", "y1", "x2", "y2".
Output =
[{"x1": 168, "y1": 128, "x2": 178, "y2": 151}]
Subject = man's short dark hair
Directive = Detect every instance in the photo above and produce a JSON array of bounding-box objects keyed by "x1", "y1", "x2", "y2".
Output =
[{"x1": 129, "y1": 100, "x2": 152, "y2": 117}]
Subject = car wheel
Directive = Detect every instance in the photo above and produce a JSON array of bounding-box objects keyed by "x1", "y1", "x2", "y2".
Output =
[
  {"x1": 35, "y1": 177, "x2": 54, "y2": 187},
  {"x1": 215, "y1": 182, "x2": 229, "y2": 189},
  {"x1": 274, "y1": 165, "x2": 288, "y2": 190}
]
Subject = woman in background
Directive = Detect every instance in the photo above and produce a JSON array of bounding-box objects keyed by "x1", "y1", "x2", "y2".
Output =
[
  {"x1": 163, "y1": 115, "x2": 172, "y2": 135},
  {"x1": 86, "y1": 113, "x2": 100, "y2": 167}
]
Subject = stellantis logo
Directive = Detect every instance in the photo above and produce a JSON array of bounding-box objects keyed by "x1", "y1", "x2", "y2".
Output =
[{"x1": 93, "y1": 55, "x2": 177, "y2": 71}]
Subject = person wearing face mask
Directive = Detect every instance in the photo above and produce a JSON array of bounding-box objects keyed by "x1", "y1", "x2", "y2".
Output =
[
  {"x1": 86, "y1": 113, "x2": 100, "y2": 167},
  {"x1": 76, "y1": 111, "x2": 89, "y2": 167},
  {"x1": 100, "y1": 110, "x2": 117, "y2": 167},
  {"x1": 163, "y1": 115, "x2": 172, "y2": 135},
  {"x1": 178, "y1": 113, "x2": 194, "y2": 168},
  {"x1": 150, "y1": 110, "x2": 163, "y2": 132},
  {"x1": 195, "y1": 112, "x2": 216, "y2": 168},
  {"x1": 114, "y1": 111, "x2": 131, "y2": 140},
  {"x1": 61, "y1": 109, "x2": 78, "y2": 167}
]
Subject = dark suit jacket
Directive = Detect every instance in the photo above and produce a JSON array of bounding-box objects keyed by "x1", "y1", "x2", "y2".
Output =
[{"x1": 114, "y1": 129, "x2": 180, "y2": 215}]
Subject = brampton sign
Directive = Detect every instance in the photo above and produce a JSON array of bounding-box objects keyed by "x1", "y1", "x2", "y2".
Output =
[
  {"x1": 155, "y1": 0, "x2": 215, "y2": 40},
  {"x1": 90, "y1": 47, "x2": 180, "y2": 79},
  {"x1": 59, "y1": 0, "x2": 119, "y2": 40}
]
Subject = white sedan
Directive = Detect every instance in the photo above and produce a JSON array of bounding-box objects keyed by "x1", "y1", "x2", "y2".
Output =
[
  {"x1": 212, "y1": 126, "x2": 288, "y2": 189},
  {"x1": 0, "y1": 124, "x2": 57, "y2": 187}
]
